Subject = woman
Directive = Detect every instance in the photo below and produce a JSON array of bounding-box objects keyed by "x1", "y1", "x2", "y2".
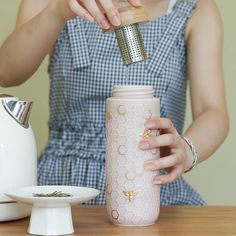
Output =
[{"x1": 0, "y1": 0, "x2": 229, "y2": 205}]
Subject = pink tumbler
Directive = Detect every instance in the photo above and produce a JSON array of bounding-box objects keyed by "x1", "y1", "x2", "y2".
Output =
[{"x1": 106, "y1": 85, "x2": 160, "y2": 226}]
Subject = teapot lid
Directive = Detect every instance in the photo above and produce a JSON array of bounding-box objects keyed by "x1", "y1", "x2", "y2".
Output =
[{"x1": 1, "y1": 95, "x2": 33, "y2": 128}]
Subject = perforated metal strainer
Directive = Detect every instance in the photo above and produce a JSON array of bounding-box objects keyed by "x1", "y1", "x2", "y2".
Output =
[{"x1": 115, "y1": 23, "x2": 147, "y2": 65}]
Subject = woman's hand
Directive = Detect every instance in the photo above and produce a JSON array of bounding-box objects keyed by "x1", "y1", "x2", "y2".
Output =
[
  {"x1": 139, "y1": 117, "x2": 194, "y2": 185},
  {"x1": 52, "y1": 0, "x2": 142, "y2": 29}
]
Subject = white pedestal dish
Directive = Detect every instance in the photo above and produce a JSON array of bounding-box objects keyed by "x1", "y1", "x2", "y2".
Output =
[{"x1": 5, "y1": 186, "x2": 100, "y2": 236}]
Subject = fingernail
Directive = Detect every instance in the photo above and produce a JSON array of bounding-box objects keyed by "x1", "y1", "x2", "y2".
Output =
[
  {"x1": 132, "y1": 0, "x2": 142, "y2": 6},
  {"x1": 111, "y1": 15, "x2": 121, "y2": 26},
  {"x1": 145, "y1": 120, "x2": 155, "y2": 129},
  {"x1": 139, "y1": 141, "x2": 150, "y2": 150},
  {"x1": 84, "y1": 13, "x2": 94, "y2": 21},
  {"x1": 154, "y1": 180, "x2": 162, "y2": 185},
  {"x1": 100, "y1": 19, "x2": 110, "y2": 29}
]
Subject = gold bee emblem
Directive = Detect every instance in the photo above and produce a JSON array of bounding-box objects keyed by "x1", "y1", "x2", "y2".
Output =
[
  {"x1": 106, "y1": 112, "x2": 112, "y2": 123},
  {"x1": 141, "y1": 129, "x2": 152, "y2": 138},
  {"x1": 123, "y1": 191, "x2": 138, "y2": 202}
]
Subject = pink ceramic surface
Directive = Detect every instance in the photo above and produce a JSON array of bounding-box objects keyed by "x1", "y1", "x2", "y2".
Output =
[{"x1": 106, "y1": 86, "x2": 160, "y2": 226}]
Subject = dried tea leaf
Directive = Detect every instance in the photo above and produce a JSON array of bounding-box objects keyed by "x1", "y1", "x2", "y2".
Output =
[{"x1": 33, "y1": 191, "x2": 72, "y2": 197}]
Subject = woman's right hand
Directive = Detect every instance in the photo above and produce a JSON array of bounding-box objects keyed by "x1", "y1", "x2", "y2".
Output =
[{"x1": 52, "y1": 0, "x2": 142, "y2": 29}]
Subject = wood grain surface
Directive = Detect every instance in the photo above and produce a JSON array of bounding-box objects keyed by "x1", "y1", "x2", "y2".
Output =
[
  {"x1": 103, "y1": 5, "x2": 149, "y2": 32},
  {"x1": 0, "y1": 206, "x2": 236, "y2": 235}
]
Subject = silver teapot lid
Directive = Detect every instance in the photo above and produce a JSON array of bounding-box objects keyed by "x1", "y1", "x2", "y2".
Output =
[{"x1": 1, "y1": 94, "x2": 33, "y2": 128}]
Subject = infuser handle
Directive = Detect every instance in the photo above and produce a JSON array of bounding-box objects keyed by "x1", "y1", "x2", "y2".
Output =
[{"x1": 103, "y1": 5, "x2": 149, "y2": 32}]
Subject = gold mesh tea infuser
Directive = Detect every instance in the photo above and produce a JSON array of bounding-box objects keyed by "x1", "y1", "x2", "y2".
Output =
[{"x1": 104, "y1": 0, "x2": 149, "y2": 65}]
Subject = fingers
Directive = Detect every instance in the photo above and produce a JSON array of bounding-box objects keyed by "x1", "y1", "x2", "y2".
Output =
[
  {"x1": 139, "y1": 133, "x2": 179, "y2": 150},
  {"x1": 81, "y1": 0, "x2": 110, "y2": 29},
  {"x1": 144, "y1": 155, "x2": 183, "y2": 185},
  {"x1": 153, "y1": 167, "x2": 182, "y2": 185},
  {"x1": 144, "y1": 155, "x2": 182, "y2": 185},
  {"x1": 140, "y1": 117, "x2": 184, "y2": 185},
  {"x1": 145, "y1": 117, "x2": 178, "y2": 134},
  {"x1": 99, "y1": 0, "x2": 121, "y2": 26},
  {"x1": 144, "y1": 154, "x2": 182, "y2": 171},
  {"x1": 72, "y1": 0, "x2": 142, "y2": 28},
  {"x1": 69, "y1": 0, "x2": 94, "y2": 21},
  {"x1": 128, "y1": 0, "x2": 143, "y2": 7}
]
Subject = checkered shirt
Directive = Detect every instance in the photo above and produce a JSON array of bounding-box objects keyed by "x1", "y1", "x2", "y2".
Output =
[{"x1": 38, "y1": 0, "x2": 205, "y2": 205}]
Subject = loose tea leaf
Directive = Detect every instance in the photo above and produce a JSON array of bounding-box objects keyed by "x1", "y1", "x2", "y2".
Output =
[{"x1": 33, "y1": 191, "x2": 72, "y2": 197}]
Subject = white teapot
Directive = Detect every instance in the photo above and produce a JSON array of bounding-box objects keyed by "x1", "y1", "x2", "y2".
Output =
[{"x1": 0, "y1": 94, "x2": 37, "y2": 221}]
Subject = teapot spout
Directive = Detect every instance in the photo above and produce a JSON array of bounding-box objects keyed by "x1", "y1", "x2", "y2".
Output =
[{"x1": 3, "y1": 99, "x2": 33, "y2": 128}]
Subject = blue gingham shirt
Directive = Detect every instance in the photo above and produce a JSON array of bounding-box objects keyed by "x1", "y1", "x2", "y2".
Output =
[{"x1": 38, "y1": 0, "x2": 205, "y2": 205}]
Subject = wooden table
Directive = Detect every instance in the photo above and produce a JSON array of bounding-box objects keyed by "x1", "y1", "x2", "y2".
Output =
[{"x1": 0, "y1": 206, "x2": 236, "y2": 235}]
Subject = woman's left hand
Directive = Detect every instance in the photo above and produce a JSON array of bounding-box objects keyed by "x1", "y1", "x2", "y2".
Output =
[{"x1": 139, "y1": 117, "x2": 194, "y2": 185}]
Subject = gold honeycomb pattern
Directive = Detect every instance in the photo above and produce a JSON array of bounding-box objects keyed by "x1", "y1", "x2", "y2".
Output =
[
  {"x1": 111, "y1": 210, "x2": 119, "y2": 220},
  {"x1": 106, "y1": 100, "x2": 161, "y2": 226}
]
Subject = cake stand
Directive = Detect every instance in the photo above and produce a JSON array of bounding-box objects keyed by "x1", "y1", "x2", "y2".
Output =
[{"x1": 5, "y1": 185, "x2": 100, "y2": 236}]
